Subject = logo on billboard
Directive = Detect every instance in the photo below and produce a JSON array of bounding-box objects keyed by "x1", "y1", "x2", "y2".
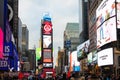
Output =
[
  {"x1": 44, "y1": 24, "x2": 52, "y2": 32},
  {"x1": 43, "y1": 21, "x2": 52, "y2": 34}
]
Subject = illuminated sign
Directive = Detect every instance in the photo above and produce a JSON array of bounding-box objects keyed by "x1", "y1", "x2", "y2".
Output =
[
  {"x1": 96, "y1": 0, "x2": 117, "y2": 48},
  {"x1": 36, "y1": 48, "x2": 41, "y2": 60},
  {"x1": 43, "y1": 49, "x2": 52, "y2": 62},
  {"x1": 97, "y1": 48, "x2": 113, "y2": 66},
  {"x1": 43, "y1": 35, "x2": 52, "y2": 49},
  {"x1": 43, "y1": 21, "x2": 52, "y2": 34},
  {"x1": 97, "y1": 17, "x2": 117, "y2": 48},
  {"x1": 117, "y1": 0, "x2": 120, "y2": 28},
  {"x1": 43, "y1": 63, "x2": 53, "y2": 68}
]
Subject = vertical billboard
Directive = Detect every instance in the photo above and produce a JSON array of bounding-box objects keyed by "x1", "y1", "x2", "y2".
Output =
[
  {"x1": 43, "y1": 21, "x2": 52, "y2": 35},
  {"x1": 0, "y1": 0, "x2": 4, "y2": 59},
  {"x1": 43, "y1": 49, "x2": 52, "y2": 62},
  {"x1": 117, "y1": 0, "x2": 120, "y2": 28},
  {"x1": 41, "y1": 13, "x2": 53, "y2": 68},
  {"x1": 43, "y1": 35, "x2": 52, "y2": 48},
  {"x1": 36, "y1": 48, "x2": 41, "y2": 61},
  {"x1": 96, "y1": 0, "x2": 117, "y2": 48},
  {"x1": 71, "y1": 51, "x2": 80, "y2": 72}
]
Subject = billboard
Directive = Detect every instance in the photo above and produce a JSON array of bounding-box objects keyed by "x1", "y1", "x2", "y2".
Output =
[
  {"x1": 43, "y1": 13, "x2": 51, "y2": 22},
  {"x1": 0, "y1": 0, "x2": 5, "y2": 59},
  {"x1": 96, "y1": 0, "x2": 115, "y2": 26},
  {"x1": 70, "y1": 51, "x2": 80, "y2": 72},
  {"x1": 97, "y1": 17, "x2": 117, "y2": 48},
  {"x1": 87, "y1": 52, "x2": 92, "y2": 64},
  {"x1": 0, "y1": 57, "x2": 10, "y2": 70},
  {"x1": 77, "y1": 40, "x2": 89, "y2": 59},
  {"x1": 43, "y1": 35, "x2": 52, "y2": 49},
  {"x1": 43, "y1": 21, "x2": 52, "y2": 35},
  {"x1": 97, "y1": 48, "x2": 113, "y2": 66},
  {"x1": 43, "y1": 49, "x2": 52, "y2": 62},
  {"x1": 36, "y1": 48, "x2": 41, "y2": 60},
  {"x1": 117, "y1": 0, "x2": 120, "y2": 28},
  {"x1": 43, "y1": 63, "x2": 53, "y2": 68},
  {"x1": 96, "y1": 0, "x2": 117, "y2": 48}
]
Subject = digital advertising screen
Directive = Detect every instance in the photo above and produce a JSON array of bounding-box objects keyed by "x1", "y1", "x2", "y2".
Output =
[
  {"x1": 43, "y1": 21, "x2": 52, "y2": 35},
  {"x1": 0, "y1": 28, "x2": 3, "y2": 58},
  {"x1": 97, "y1": 17, "x2": 117, "y2": 48},
  {"x1": 70, "y1": 51, "x2": 80, "y2": 72},
  {"x1": 0, "y1": 0, "x2": 4, "y2": 59},
  {"x1": 77, "y1": 40, "x2": 89, "y2": 58},
  {"x1": 97, "y1": 48, "x2": 113, "y2": 66},
  {"x1": 36, "y1": 48, "x2": 41, "y2": 60},
  {"x1": 43, "y1": 49, "x2": 52, "y2": 62},
  {"x1": 96, "y1": 0, "x2": 115, "y2": 28},
  {"x1": 96, "y1": 0, "x2": 117, "y2": 48},
  {"x1": 117, "y1": 0, "x2": 120, "y2": 28},
  {"x1": 87, "y1": 52, "x2": 92, "y2": 64},
  {"x1": 43, "y1": 35, "x2": 52, "y2": 49},
  {"x1": 43, "y1": 62, "x2": 53, "y2": 68}
]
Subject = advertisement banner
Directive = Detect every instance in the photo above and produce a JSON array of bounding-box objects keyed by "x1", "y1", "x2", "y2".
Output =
[
  {"x1": 43, "y1": 21, "x2": 52, "y2": 35},
  {"x1": 96, "y1": 0, "x2": 117, "y2": 48},
  {"x1": 43, "y1": 35, "x2": 52, "y2": 49},
  {"x1": 43, "y1": 49, "x2": 52, "y2": 62},
  {"x1": 97, "y1": 48, "x2": 113, "y2": 66},
  {"x1": 36, "y1": 48, "x2": 41, "y2": 60},
  {"x1": 97, "y1": 17, "x2": 117, "y2": 48},
  {"x1": 13, "y1": 44, "x2": 18, "y2": 71},
  {"x1": 43, "y1": 13, "x2": 51, "y2": 22},
  {"x1": 77, "y1": 40, "x2": 89, "y2": 59},
  {"x1": 43, "y1": 62, "x2": 53, "y2": 68},
  {"x1": 96, "y1": 0, "x2": 115, "y2": 27},
  {"x1": 0, "y1": 0, "x2": 4, "y2": 59},
  {"x1": 0, "y1": 57, "x2": 10, "y2": 70},
  {"x1": 4, "y1": 41, "x2": 13, "y2": 56},
  {"x1": 117, "y1": 0, "x2": 120, "y2": 28}
]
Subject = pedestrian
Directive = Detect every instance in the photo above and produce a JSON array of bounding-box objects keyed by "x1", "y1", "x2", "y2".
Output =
[
  {"x1": 62, "y1": 72, "x2": 67, "y2": 80},
  {"x1": 18, "y1": 71, "x2": 24, "y2": 80},
  {"x1": 67, "y1": 71, "x2": 71, "y2": 80}
]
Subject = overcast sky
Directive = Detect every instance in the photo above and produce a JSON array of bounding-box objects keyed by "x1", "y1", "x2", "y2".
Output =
[{"x1": 19, "y1": 0, "x2": 79, "y2": 65}]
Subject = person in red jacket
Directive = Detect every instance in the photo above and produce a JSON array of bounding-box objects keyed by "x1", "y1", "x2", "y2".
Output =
[
  {"x1": 18, "y1": 71, "x2": 23, "y2": 80},
  {"x1": 67, "y1": 71, "x2": 71, "y2": 80}
]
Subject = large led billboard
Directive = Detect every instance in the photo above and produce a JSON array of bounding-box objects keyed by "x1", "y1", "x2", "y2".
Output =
[
  {"x1": 0, "y1": 0, "x2": 4, "y2": 59},
  {"x1": 70, "y1": 51, "x2": 80, "y2": 72},
  {"x1": 77, "y1": 40, "x2": 89, "y2": 59},
  {"x1": 117, "y1": 0, "x2": 120, "y2": 28},
  {"x1": 96, "y1": 0, "x2": 117, "y2": 48},
  {"x1": 97, "y1": 48, "x2": 113, "y2": 66},
  {"x1": 96, "y1": 0, "x2": 115, "y2": 27},
  {"x1": 43, "y1": 21, "x2": 52, "y2": 35},
  {"x1": 97, "y1": 17, "x2": 117, "y2": 48},
  {"x1": 43, "y1": 35, "x2": 52, "y2": 49},
  {"x1": 43, "y1": 49, "x2": 52, "y2": 62}
]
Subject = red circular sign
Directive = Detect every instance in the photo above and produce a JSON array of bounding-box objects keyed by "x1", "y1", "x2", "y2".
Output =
[{"x1": 44, "y1": 24, "x2": 52, "y2": 32}]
